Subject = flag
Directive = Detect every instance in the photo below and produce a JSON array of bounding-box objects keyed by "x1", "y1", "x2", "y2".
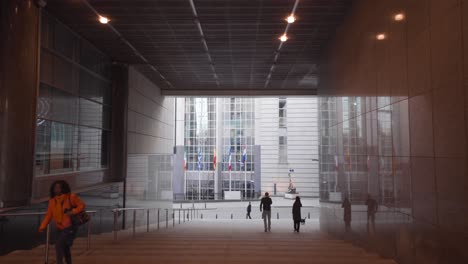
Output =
[
  {"x1": 241, "y1": 146, "x2": 247, "y2": 166},
  {"x1": 228, "y1": 147, "x2": 232, "y2": 171},
  {"x1": 213, "y1": 147, "x2": 217, "y2": 170},
  {"x1": 183, "y1": 151, "x2": 187, "y2": 171},
  {"x1": 334, "y1": 155, "x2": 339, "y2": 171},
  {"x1": 197, "y1": 148, "x2": 202, "y2": 171}
]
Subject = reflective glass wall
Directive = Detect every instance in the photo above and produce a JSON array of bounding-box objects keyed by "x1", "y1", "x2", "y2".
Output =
[{"x1": 34, "y1": 12, "x2": 112, "y2": 198}]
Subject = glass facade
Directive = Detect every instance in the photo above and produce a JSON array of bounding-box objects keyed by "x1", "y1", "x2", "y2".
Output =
[
  {"x1": 184, "y1": 98, "x2": 216, "y2": 200},
  {"x1": 35, "y1": 12, "x2": 112, "y2": 176},
  {"x1": 220, "y1": 98, "x2": 255, "y2": 197},
  {"x1": 183, "y1": 97, "x2": 256, "y2": 200}
]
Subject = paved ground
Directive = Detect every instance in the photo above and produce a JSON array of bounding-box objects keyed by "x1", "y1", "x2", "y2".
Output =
[{"x1": 174, "y1": 197, "x2": 321, "y2": 220}]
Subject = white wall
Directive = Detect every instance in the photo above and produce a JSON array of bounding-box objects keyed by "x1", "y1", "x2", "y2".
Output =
[{"x1": 255, "y1": 97, "x2": 319, "y2": 197}]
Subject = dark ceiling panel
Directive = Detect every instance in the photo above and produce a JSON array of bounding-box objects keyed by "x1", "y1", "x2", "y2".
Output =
[{"x1": 44, "y1": 0, "x2": 353, "y2": 93}]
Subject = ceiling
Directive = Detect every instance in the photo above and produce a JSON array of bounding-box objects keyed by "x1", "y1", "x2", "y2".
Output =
[{"x1": 44, "y1": 0, "x2": 353, "y2": 96}]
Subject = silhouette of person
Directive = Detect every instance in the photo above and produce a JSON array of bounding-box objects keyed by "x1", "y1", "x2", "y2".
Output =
[
  {"x1": 341, "y1": 197, "x2": 351, "y2": 231},
  {"x1": 292, "y1": 196, "x2": 302, "y2": 232},
  {"x1": 260, "y1": 192, "x2": 273, "y2": 232},
  {"x1": 246, "y1": 202, "x2": 252, "y2": 219},
  {"x1": 365, "y1": 194, "x2": 378, "y2": 228}
]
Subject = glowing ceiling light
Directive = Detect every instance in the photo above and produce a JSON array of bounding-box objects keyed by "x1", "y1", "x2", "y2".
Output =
[
  {"x1": 286, "y1": 15, "x2": 296, "y2": 24},
  {"x1": 279, "y1": 34, "x2": 288, "y2": 42},
  {"x1": 99, "y1": 16, "x2": 109, "y2": 24},
  {"x1": 376, "y1": 33, "x2": 386, "y2": 40},
  {"x1": 394, "y1": 13, "x2": 405, "y2": 21}
]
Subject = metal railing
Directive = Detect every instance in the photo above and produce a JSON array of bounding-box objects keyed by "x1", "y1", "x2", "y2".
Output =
[
  {"x1": 111, "y1": 207, "x2": 211, "y2": 241},
  {"x1": 0, "y1": 210, "x2": 97, "y2": 264}
]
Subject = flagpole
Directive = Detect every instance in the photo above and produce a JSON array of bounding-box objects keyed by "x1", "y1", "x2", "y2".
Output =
[
  {"x1": 229, "y1": 170, "x2": 232, "y2": 191},
  {"x1": 198, "y1": 168, "x2": 201, "y2": 200},
  {"x1": 244, "y1": 159, "x2": 247, "y2": 199}
]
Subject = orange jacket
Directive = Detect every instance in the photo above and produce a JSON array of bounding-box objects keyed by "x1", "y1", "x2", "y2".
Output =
[{"x1": 39, "y1": 193, "x2": 86, "y2": 231}]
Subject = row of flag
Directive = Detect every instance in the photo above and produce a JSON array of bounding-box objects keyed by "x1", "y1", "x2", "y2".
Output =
[{"x1": 184, "y1": 146, "x2": 247, "y2": 171}]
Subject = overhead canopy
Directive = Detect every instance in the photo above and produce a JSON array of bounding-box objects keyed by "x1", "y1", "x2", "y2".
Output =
[{"x1": 44, "y1": 0, "x2": 352, "y2": 96}]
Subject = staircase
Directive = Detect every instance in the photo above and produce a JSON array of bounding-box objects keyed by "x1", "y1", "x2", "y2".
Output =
[{"x1": 0, "y1": 220, "x2": 396, "y2": 264}]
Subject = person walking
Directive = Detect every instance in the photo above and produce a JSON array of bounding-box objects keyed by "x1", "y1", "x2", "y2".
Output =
[
  {"x1": 246, "y1": 202, "x2": 252, "y2": 219},
  {"x1": 260, "y1": 192, "x2": 273, "y2": 232},
  {"x1": 341, "y1": 197, "x2": 351, "y2": 231},
  {"x1": 365, "y1": 194, "x2": 378, "y2": 230},
  {"x1": 39, "y1": 180, "x2": 86, "y2": 264},
  {"x1": 292, "y1": 196, "x2": 302, "y2": 232}
]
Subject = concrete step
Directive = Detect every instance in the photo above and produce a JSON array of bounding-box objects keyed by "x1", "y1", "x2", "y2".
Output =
[{"x1": 0, "y1": 220, "x2": 397, "y2": 264}]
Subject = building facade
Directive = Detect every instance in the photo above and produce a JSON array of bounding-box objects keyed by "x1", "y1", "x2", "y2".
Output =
[{"x1": 174, "y1": 96, "x2": 319, "y2": 200}]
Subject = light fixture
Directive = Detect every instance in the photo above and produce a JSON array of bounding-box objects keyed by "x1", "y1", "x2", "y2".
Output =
[
  {"x1": 99, "y1": 16, "x2": 109, "y2": 24},
  {"x1": 286, "y1": 15, "x2": 296, "y2": 24},
  {"x1": 279, "y1": 34, "x2": 288, "y2": 42},
  {"x1": 394, "y1": 13, "x2": 405, "y2": 21},
  {"x1": 376, "y1": 33, "x2": 386, "y2": 40}
]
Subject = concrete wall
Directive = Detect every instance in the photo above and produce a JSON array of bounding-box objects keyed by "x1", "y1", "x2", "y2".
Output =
[
  {"x1": 255, "y1": 97, "x2": 319, "y2": 197},
  {"x1": 319, "y1": 0, "x2": 468, "y2": 263},
  {"x1": 126, "y1": 67, "x2": 174, "y2": 205}
]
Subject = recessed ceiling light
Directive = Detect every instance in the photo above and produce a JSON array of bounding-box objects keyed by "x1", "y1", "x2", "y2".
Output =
[
  {"x1": 394, "y1": 13, "x2": 405, "y2": 21},
  {"x1": 99, "y1": 16, "x2": 109, "y2": 24},
  {"x1": 376, "y1": 33, "x2": 386, "y2": 40},
  {"x1": 279, "y1": 34, "x2": 288, "y2": 42},
  {"x1": 286, "y1": 15, "x2": 296, "y2": 24}
]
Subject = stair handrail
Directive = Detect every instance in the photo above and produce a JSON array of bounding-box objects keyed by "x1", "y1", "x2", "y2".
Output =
[
  {"x1": 0, "y1": 210, "x2": 97, "y2": 264},
  {"x1": 111, "y1": 207, "x2": 208, "y2": 240}
]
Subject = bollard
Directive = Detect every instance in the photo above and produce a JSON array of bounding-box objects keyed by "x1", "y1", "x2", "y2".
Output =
[
  {"x1": 308, "y1": 212, "x2": 310, "y2": 219},
  {"x1": 147, "y1": 209, "x2": 150, "y2": 232},
  {"x1": 216, "y1": 214, "x2": 218, "y2": 219},
  {"x1": 157, "y1": 209, "x2": 160, "y2": 230},
  {"x1": 183, "y1": 209, "x2": 186, "y2": 222},
  {"x1": 165, "y1": 209, "x2": 168, "y2": 228},
  {"x1": 277, "y1": 212, "x2": 279, "y2": 219},
  {"x1": 132, "y1": 210, "x2": 136, "y2": 238},
  {"x1": 113, "y1": 210, "x2": 118, "y2": 241},
  {"x1": 180, "y1": 203, "x2": 182, "y2": 208},
  {"x1": 87, "y1": 219, "x2": 92, "y2": 251},
  {"x1": 231, "y1": 213, "x2": 233, "y2": 219},
  {"x1": 201, "y1": 213, "x2": 203, "y2": 219},
  {"x1": 173, "y1": 212, "x2": 175, "y2": 227},
  {"x1": 205, "y1": 202, "x2": 207, "y2": 209}
]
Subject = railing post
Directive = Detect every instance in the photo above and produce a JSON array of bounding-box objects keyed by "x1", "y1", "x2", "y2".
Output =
[
  {"x1": 178, "y1": 209, "x2": 181, "y2": 224},
  {"x1": 183, "y1": 209, "x2": 185, "y2": 222},
  {"x1": 87, "y1": 218, "x2": 92, "y2": 251},
  {"x1": 173, "y1": 212, "x2": 175, "y2": 227},
  {"x1": 165, "y1": 209, "x2": 168, "y2": 228},
  {"x1": 147, "y1": 209, "x2": 150, "y2": 232},
  {"x1": 113, "y1": 210, "x2": 118, "y2": 241},
  {"x1": 132, "y1": 210, "x2": 136, "y2": 238},
  {"x1": 44, "y1": 224, "x2": 50, "y2": 264},
  {"x1": 157, "y1": 209, "x2": 160, "y2": 230}
]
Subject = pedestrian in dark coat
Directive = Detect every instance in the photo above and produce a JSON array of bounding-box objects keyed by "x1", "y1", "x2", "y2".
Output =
[
  {"x1": 292, "y1": 196, "x2": 302, "y2": 232},
  {"x1": 341, "y1": 197, "x2": 351, "y2": 231}
]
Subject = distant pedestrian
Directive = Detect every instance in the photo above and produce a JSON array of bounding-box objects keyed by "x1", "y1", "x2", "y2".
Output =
[
  {"x1": 260, "y1": 192, "x2": 273, "y2": 232},
  {"x1": 292, "y1": 196, "x2": 302, "y2": 232},
  {"x1": 341, "y1": 197, "x2": 351, "y2": 231},
  {"x1": 365, "y1": 194, "x2": 378, "y2": 225},
  {"x1": 246, "y1": 202, "x2": 252, "y2": 219}
]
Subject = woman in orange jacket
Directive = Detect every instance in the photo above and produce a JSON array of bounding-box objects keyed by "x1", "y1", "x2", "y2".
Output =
[{"x1": 39, "y1": 180, "x2": 85, "y2": 264}]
